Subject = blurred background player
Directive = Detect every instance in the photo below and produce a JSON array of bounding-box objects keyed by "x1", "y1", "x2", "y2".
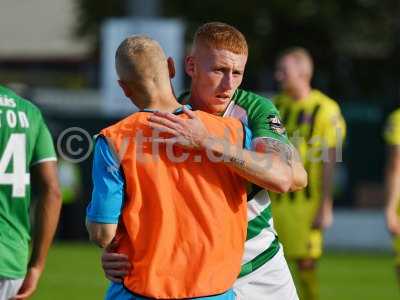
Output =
[
  {"x1": 0, "y1": 85, "x2": 61, "y2": 299},
  {"x1": 384, "y1": 108, "x2": 400, "y2": 286},
  {"x1": 271, "y1": 47, "x2": 346, "y2": 300},
  {"x1": 102, "y1": 22, "x2": 307, "y2": 300}
]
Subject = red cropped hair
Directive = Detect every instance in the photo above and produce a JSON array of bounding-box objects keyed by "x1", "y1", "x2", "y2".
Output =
[{"x1": 193, "y1": 22, "x2": 248, "y2": 55}]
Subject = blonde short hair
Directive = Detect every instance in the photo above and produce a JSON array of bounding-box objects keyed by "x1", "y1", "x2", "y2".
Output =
[{"x1": 115, "y1": 35, "x2": 168, "y2": 83}]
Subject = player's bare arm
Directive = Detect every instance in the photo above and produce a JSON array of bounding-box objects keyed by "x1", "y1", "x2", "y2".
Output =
[
  {"x1": 253, "y1": 138, "x2": 307, "y2": 192},
  {"x1": 290, "y1": 146, "x2": 309, "y2": 191},
  {"x1": 14, "y1": 161, "x2": 62, "y2": 300},
  {"x1": 148, "y1": 107, "x2": 307, "y2": 193},
  {"x1": 385, "y1": 145, "x2": 400, "y2": 236},
  {"x1": 312, "y1": 148, "x2": 336, "y2": 230},
  {"x1": 86, "y1": 221, "x2": 117, "y2": 248},
  {"x1": 207, "y1": 137, "x2": 293, "y2": 193}
]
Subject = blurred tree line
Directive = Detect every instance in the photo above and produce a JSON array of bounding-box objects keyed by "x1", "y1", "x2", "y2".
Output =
[{"x1": 75, "y1": 0, "x2": 400, "y2": 103}]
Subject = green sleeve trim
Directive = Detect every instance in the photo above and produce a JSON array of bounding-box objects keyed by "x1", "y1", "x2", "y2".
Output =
[{"x1": 31, "y1": 156, "x2": 57, "y2": 167}]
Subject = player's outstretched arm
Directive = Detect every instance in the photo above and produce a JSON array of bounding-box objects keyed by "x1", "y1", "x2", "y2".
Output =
[
  {"x1": 203, "y1": 136, "x2": 304, "y2": 193},
  {"x1": 201, "y1": 131, "x2": 307, "y2": 192},
  {"x1": 385, "y1": 145, "x2": 400, "y2": 236},
  {"x1": 14, "y1": 161, "x2": 62, "y2": 300}
]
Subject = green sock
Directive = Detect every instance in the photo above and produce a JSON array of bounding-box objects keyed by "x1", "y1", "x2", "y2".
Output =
[{"x1": 298, "y1": 268, "x2": 319, "y2": 300}]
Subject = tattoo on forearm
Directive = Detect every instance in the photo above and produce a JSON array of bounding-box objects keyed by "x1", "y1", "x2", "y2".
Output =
[
  {"x1": 264, "y1": 139, "x2": 293, "y2": 167},
  {"x1": 229, "y1": 156, "x2": 246, "y2": 168}
]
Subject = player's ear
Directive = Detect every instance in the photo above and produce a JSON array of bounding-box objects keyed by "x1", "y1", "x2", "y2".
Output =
[
  {"x1": 167, "y1": 57, "x2": 176, "y2": 79},
  {"x1": 118, "y1": 80, "x2": 132, "y2": 98},
  {"x1": 185, "y1": 55, "x2": 195, "y2": 77}
]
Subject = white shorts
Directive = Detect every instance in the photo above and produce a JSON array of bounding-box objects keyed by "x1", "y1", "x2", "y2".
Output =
[
  {"x1": 0, "y1": 278, "x2": 24, "y2": 300},
  {"x1": 234, "y1": 247, "x2": 298, "y2": 300}
]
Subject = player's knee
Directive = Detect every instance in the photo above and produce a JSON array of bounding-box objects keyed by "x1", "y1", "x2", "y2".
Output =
[{"x1": 297, "y1": 258, "x2": 316, "y2": 270}]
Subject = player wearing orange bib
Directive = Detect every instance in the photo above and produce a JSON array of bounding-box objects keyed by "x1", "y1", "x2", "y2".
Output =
[{"x1": 86, "y1": 36, "x2": 249, "y2": 299}]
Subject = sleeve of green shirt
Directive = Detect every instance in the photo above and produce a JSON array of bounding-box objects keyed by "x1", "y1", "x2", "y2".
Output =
[
  {"x1": 248, "y1": 96, "x2": 291, "y2": 146},
  {"x1": 31, "y1": 114, "x2": 57, "y2": 166}
]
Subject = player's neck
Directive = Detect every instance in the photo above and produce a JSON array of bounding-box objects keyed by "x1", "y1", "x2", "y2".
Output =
[
  {"x1": 145, "y1": 95, "x2": 181, "y2": 112},
  {"x1": 189, "y1": 95, "x2": 206, "y2": 112},
  {"x1": 287, "y1": 85, "x2": 311, "y2": 101},
  {"x1": 135, "y1": 89, "x2": 181, "y2": 112}
]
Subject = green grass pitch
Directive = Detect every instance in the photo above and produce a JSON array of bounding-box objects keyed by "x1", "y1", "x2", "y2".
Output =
[{"x1": 31, "y1": 243, "x2": 399, "y2": 300}]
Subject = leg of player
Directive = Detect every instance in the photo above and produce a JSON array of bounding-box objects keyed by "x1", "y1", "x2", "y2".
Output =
[
  {"x1": 295, "y1": 228, "x2": 322, "y2": 300},
  {"x1": 297, "y1": 258, "x2": 318, "y2": 300}
]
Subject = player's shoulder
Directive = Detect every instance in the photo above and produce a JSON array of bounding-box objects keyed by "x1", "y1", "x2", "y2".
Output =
[
  {"x1": 100, "y1": 112, "x2": 144, "y2": 137},
  {"x1": 385, "y1": 108, "x2": 400, "y2": 134},
  {"x1": 233, "y1": 89, "x2": 278, "y2": 115},
  {"x1": 312, "y1": 90, "x2": 341, "y2": 112},
  {"x1": 387, "y1": 108, "x2": 400, "y2": 123},
  {"x1": 384, "y1": 108, "x2": 400, "y2": 144}
]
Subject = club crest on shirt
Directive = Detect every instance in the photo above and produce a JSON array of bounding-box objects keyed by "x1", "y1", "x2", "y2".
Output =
[{"x1": 267, "y1": 114, "x2": 286, "y2": 135}]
